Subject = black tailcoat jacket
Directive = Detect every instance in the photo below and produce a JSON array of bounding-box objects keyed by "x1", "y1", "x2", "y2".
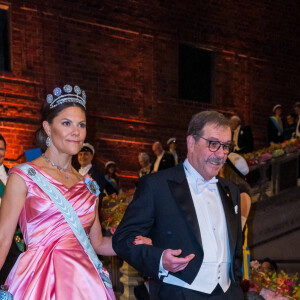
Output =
[
  {"x1": 150, "y1": 152, "x2": 175, "y2": 173},
  {"x1": 234, "y1": 125, "x2": 254, "y2": 154},
  {"x1": 112, "y1": 164, "x2": 243, "y2": 294}
]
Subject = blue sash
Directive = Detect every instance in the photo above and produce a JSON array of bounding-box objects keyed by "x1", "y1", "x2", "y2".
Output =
[
  {"x1": 269, "y1": 116, "x2": 283, "y2": 135},
  {"x1": 17, "y1": 163, "x2": 112, "y2": 288},
  {"x1": 105, "y1": 176, "x2": 118, "y2": 191}
]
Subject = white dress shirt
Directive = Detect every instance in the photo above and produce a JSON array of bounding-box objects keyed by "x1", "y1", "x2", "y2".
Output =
[
  {"x1": 78, "y1": 164, "x2": 92, "y2": 176},
  {"x1": 153, "y1": 151, "x2": 165, "y2": 172},
  {"x1": 159, "y1": 159, "x2": 231, "y2": 293}
]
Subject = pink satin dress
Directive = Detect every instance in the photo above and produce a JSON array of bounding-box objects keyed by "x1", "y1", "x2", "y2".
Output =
[{"x1": 5, "y1": 164, "x2": 115, "y2": 300}]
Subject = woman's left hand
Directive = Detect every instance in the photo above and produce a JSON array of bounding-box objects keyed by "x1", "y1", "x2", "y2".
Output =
[{"x1": 133, "y1": 235, "x2": 152, "y2": 245}]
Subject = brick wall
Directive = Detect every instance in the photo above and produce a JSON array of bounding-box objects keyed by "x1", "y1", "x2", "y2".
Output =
[{"x1": 1, "y1": 0, "x2": 300, "y2": 187}]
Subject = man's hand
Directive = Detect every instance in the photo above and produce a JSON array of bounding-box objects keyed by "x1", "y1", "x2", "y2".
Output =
[{"x1": 162, "y1": 249, "x2": 195, "y2": 273}]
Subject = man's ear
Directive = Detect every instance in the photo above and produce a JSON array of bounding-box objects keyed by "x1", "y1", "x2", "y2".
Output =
[
  {"x1": 186, "y1": 135, "x2": 195, "y2": 153},
  {"x1": 43, "y1": 121, "x2": 51, "y2": 137}
]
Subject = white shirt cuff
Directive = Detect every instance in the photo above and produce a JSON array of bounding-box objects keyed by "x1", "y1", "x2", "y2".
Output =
[{"x1": 158, "y1": 251, "x2": 169, "y2": 279}]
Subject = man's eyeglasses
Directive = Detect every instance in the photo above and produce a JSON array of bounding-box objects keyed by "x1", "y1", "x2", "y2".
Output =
[{"x1": 197, "y1": 136, "x2": 232, "y2": 154}]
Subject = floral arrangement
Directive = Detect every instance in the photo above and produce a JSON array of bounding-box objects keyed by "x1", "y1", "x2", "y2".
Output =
[
  {"x1": 100, "y1": 190, "x2": 135, "y2": 234},
  {"x1": 243, "y1": 138, "x2": 300, "y2": 167},
  {"x1": 246, "y1": 260, "x2": 300, "y2": 299}
]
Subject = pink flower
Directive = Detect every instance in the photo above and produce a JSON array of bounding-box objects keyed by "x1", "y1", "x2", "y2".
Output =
[
  {"x1": 284, "y1": 279, "x2": 295, "y2": 287},
  {"x1": 260, "y1": 288, "x2": 289, "y2": 300}
]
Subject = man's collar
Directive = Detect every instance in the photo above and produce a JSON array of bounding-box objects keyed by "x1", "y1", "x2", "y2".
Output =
[
  {"x1": 184, "y1": 158, "x2": 205, "y2": 181},
  {"x1": 157, "y1": 150, "x2": 165, "y2": 158},
  {"x1": 233, "y1": 125, "x2": 241, "y2": 132},
  {"x1": 80, "y1": 164, "x2": 92, "y2": 170}
]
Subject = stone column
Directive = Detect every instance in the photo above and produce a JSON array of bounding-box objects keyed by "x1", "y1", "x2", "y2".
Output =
[{"x1": 119, "y1": 261, "x2": 144, "y2": 300}]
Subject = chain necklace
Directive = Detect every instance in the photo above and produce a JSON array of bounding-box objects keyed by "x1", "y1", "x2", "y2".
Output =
[{"x1": 42, "y1": 153, "x2": 72, "y2": 179}]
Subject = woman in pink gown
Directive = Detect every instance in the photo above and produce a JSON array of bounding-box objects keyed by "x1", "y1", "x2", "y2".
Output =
[
  {"x1": 5, "y1": 165, "x2": 114, "y2": 299},
  {"x1": 0, "y1": 84, "x2": 150, "y2": 299}
]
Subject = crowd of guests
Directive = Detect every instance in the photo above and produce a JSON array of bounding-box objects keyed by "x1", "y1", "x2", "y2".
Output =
[
  {"x1": 137, "y1": 138, "x2": 179, "y2": 179},
  {"x1": 268, "y1": 102, "x2": 300, "y2": 144},
  {"x1": 60, "y1": 101, "x2": 300, "y2": 199},
  {"x1": 136, "y1": 101, "x2": 300, "y2": 183}
]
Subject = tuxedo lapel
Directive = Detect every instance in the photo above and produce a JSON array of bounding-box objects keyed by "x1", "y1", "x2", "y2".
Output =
[
  {"x1": 88, "y1": 166, "x2": 94, "y2": 177},
  {"x1": 217, "y1": 180, "x2": 237, "y2": 259},
  {"x1": 168, "y1": 165, "x2": 202, "y2": 248}
]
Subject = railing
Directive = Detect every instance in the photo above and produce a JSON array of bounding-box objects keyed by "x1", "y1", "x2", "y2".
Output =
[{"x1": 248, "y1": 151, "x2": 299, "y2": 201}]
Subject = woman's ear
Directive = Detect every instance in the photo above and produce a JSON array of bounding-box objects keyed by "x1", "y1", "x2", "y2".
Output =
[{"x1": 43, "y1": 121, "x2": 51, "y2": 137}]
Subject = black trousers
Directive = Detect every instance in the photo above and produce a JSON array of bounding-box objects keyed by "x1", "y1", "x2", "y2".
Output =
[{"x1": 151, "y1": 282, "x2": 244, "y2": 300}]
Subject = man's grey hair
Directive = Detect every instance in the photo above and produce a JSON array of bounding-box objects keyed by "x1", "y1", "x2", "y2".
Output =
[
  {"x1": 138, "y1": 152, "x2": 150, "y2": 163},
  {"x1": 230, "y1": 115, "x2": 241, "y2": 124},
  {"x1": 187, "y1": 111, "x2": 230, "y2": 142}
]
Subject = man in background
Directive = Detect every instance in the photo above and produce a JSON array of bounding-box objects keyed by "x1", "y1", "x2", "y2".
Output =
[
  {"x1": 229, "y1": 116, "x2": 253, "y2": 154},
  {"x1": 78, "y1": 143, "x2": 115, "y2": 205},
  {"x1": 294, "y1": 102, "x2": 300, "y2": 138},
  {"x1": 151, "y1": 141, "x2": 175, "y2": 173}
]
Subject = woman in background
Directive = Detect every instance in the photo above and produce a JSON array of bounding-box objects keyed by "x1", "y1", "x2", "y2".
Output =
[
  {"x1": 105, "y1": 161, "x2": 120, "y2": 194},
  {"x1": 138, "y1": 152, "x2": 151, "y2": 178}
]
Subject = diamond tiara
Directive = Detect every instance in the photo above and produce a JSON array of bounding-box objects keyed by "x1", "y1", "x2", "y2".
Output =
[{"x1": 46, "y1": 84, "x2": 86, "y2": 109}]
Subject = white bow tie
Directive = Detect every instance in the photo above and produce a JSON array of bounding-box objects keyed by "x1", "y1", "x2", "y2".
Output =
[{"x1": 196, "y1": 177, "x2": 218, "y2": 193}]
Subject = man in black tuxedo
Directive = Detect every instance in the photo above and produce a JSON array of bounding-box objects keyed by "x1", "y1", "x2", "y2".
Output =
[
  {"x1": 229, "y1": 115, "x2": 254, "y2": 154},
  {"x1": 78, "y1": 143, "x2": 115, "y2": 206},
  {"x1": 0, "y1": 134, "x2": 23, "y2": 284},
  {"x1": 294, "y1": 102, "x2": 300, "y2": 138},
  {"x1": 113, "y1": 111, "x2": 244, "y2": 300},
  {"x1": 151, "y1": 141, "x2": 175, "y2": 173}
]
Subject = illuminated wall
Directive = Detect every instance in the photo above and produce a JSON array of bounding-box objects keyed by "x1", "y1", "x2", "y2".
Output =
[{"x1": 1, "y1": 1, "x2": 300, "y2": 187}]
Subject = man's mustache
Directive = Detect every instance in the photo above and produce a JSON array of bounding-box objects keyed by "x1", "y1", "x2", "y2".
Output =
[{"x1": 206, "y1": 157, "x2": 226, "y2": 165}]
